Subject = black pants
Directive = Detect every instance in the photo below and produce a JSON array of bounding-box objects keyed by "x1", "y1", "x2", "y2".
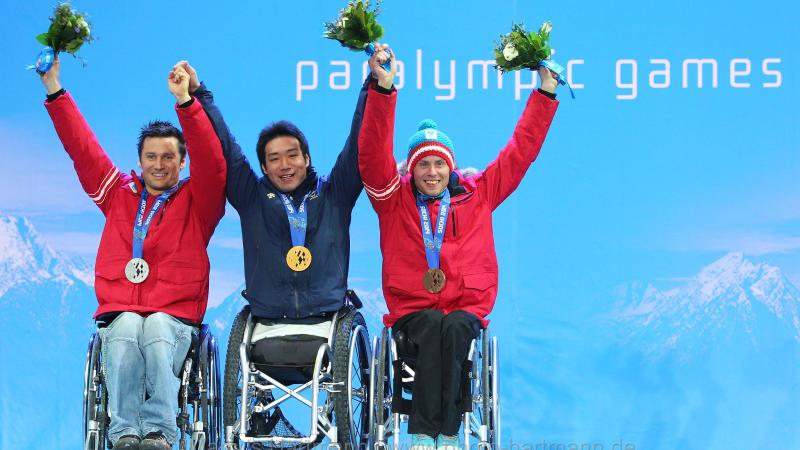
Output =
[{"x1": 393, "y1": 309, "x2": 482, "y2": 437}]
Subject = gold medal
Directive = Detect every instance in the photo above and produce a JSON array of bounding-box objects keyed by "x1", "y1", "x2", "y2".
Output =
[
  {"x1": 286, "y1": 245, "x2": 312, "y2": 271},
  {"x1": 423, "y1": 268, "x2": 446, "y2": 293}
]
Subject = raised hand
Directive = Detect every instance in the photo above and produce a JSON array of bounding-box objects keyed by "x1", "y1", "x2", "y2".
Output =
[
  {"x1": 168, "y1": 65, "x2": 192, "y2": 104},
  {"x1": 173, "y1": 60, "x2": 201, "y2": 93},
  {"x1": 40, "y1": 57, "x2": 62, "y2": 95},
  {"x1": 368, "y1": 42, "x2": 396, "y2": 90},
  {"x1": 537, "y1": 66, "x2": 558, "y2": 94}
]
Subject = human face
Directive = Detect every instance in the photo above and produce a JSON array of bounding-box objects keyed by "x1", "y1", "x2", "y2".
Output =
[
  {"x1": 413, "y1": 155, "x2": 450, "y2": 197},
  {"x1": 261, "y1": 135, "x2": 310, "y2": 192},
  {"x1": 139, "y1": 136, "x2": 185, "y2": 195}
]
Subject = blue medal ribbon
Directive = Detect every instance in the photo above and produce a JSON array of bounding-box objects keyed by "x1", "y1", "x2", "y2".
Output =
[
  {"x1": 278, "y1": 179, "x2": 321, "y2": 248},
  {"x1": 365, "y1": 43, "x2": 392, "y2": 72},
  {"x1": 416, "y1": 189, "x2": 450, "y2": 270},
  {"x1": 538, "y1": 58, "x2": 576, "y2": 99},
  {"x1": 132, "y1": 179, "x2": 187, "y2": 259},
  {"x1": 27, "y1": 47, "x2": 55, "y2": 74}
]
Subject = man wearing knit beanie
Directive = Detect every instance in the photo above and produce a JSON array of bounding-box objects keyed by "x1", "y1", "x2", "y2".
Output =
[{"x1": 359, "y1": 44, "x2": 559, "y2": 450}]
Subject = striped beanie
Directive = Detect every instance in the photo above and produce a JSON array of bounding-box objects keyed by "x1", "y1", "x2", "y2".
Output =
[{"x1": 406, "y1": 120, "x2": 456, "y2": 174}]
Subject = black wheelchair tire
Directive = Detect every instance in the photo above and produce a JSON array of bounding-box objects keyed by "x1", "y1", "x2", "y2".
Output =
[
  {"x1": 332, "y1": 307, "x2": 370, "y2": 450},
  {"x1": 223, "y1": 305, "x2": 250, "y2": 446}
]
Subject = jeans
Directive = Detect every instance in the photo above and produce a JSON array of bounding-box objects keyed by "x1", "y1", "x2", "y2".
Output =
[{"x1": 99, "y1": 312, "x2": 195, "y2": 445}]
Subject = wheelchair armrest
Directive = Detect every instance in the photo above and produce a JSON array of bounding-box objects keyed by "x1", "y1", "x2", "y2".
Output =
[{"x1": 345, "y1": 289, "x2": 363, "y2": 309}]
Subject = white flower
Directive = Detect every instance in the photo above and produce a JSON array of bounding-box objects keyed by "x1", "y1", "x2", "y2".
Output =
[
  {"x1": 78, "y1": 19, "x2": 90, "y2": 36},
  {"x1": 502, "y1": 43, "x2": 519, "y2": 61},
  {"x1": 539, "y1": 21, "x2": 552, "y2": 35}
]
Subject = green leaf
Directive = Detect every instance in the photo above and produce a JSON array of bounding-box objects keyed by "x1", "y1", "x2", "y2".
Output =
[{"x1": 36, "y1": 33, "x2": 51, "y2": 46}]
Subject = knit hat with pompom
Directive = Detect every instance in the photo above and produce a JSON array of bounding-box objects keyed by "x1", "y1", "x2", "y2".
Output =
[{"x1": 406, "y1": 119, "x2": 456, "y2": 174}]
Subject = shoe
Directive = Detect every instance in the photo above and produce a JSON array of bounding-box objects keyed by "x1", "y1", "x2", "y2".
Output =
[
  {"x1": 410, "y1": 434, "x2": 436, "y2": 450},
  {"x1": 139, "y1": 432, "x2": 171, "y2": 450},
  {"x1": 436, "y1": 434, "x2": 461, "y2": 450},
  {"x1": 114, "y1": 435, "x2": 141, "y2": 450}
]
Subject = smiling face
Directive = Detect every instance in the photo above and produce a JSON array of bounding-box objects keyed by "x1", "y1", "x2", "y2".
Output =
[
  {"x1": 139, "y1": 136, "x2": 185, "y2": 195},
  {"x1": 261, "y1": 135, "x2": 310, "y2": 193},
  {"x1": 413, "y1": 155, "x2": 451, "y2": 197}
]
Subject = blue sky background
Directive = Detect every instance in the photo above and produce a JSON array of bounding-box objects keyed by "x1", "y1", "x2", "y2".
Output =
[{"x1": 1, "y1": 0, "x2": 798, "y2": 448}]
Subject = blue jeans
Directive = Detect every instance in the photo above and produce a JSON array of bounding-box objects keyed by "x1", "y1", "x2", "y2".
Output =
[{"x1": 99, "y1": 312, "x2": 195, "y2": 445}]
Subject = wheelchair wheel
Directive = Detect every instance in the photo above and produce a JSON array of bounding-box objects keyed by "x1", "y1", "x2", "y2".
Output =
[
  {"x1": 373, "y1": 329, "x2": 392, "y2": 432},
  {"x1": 83, "y1": 332, "x2": 107, "y2": 450},
  {"x1": 481, "y1": 333, "x2": 500, "y2": 450},
  {"x1": 198, "y1": 327, "x2": 222, "y2": 450},
  {"x1": 332, "y1": 307, "x2": 371, "y2": 450},
  {"x1": 369, "y1": 328, "x2": 392, "y2": 448},
  {"x1": 223, "y1": 305, "x2": 250, "y2": 449}
]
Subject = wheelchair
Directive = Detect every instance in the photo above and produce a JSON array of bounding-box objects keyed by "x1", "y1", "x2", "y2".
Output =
[
  {"x1": 368, "y1": 326, "x2": 500, "y2": 450},
  {"x1": 83, "y1": 324, "x2": 222, "y2": 450},
  {"x1": 222, "y1": 290, "x2": 371, "y2": 450}
]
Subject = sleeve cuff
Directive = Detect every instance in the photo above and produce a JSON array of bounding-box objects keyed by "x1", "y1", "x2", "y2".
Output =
[
  {"x1": 372, "y1": 83, "x2": 395, "y2": 95},
  {"x1": 46, "y1": 88, "x2": 66, "y2": 102},
  {"x1": 178, "y1": 97, "x2": 195, "y2": 108},
  {"x1": 537, "y1": 88, "x2": 557, "y2": 100}
]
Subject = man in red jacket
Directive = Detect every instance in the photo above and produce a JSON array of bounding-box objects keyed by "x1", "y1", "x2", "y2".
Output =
[
  {"x1": 358, "y1": 46, "x2": 559, "y2": 450},
  {"x1": 40, "y1": 59, "x2": 226, "y2": 450}
]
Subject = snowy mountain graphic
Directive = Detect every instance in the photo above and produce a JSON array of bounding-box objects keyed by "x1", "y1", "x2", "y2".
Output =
[
  {"x1": 612, "y1": 252, "x2": 800, "y2": 360},
  {"x1": 0, "y1": 213, "x2": 98, "y2": 450},
  {"x1": 0, "y1": 214, "x2": 93, "y2": 297}
]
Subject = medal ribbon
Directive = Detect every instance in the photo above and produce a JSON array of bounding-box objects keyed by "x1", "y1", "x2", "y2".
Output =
[
  {"x1": 416, "y1": 189, "x2": 450, "y2": 270},
  {"x1": 278, "y1": 179, "x2": 321, "y2": 248},
  {"x1": 132, "y1": 179, "x2": 187, "y2": 259},
  {"x1": 365, "y1": 43, "x2": 392, "y2": 72},
  {"x1": 538, "y1": 59, "x2": 576, "y2": 99}
]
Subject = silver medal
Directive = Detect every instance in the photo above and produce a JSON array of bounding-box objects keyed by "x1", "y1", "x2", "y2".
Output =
[{"x1": 125, "y1": 258, "x2": 150, "y2": 284}]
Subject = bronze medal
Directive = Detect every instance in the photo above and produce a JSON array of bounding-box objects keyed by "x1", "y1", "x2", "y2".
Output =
[
  {"x1": 423, "y1": 268, "x2": 446, "y2": 293},
  {"x1": 286, "y1": 245, "x2": 312, "y2": 272}
]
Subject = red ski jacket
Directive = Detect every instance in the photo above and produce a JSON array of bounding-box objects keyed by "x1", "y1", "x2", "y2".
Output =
[
  {"x1": 45, "y1": 92, "x2": 226, "y2": 323},
  {"x1": 358, "y1": 85, "x2": 558, "y2": 327}
]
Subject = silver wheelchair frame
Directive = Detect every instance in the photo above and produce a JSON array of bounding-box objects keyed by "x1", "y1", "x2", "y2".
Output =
[
  {"x1": 223, "y1": 301, "x2": 371, "y2": 450},
  {"x1": 83, "y1": 324, "x2": 222, "y2": 450},
  {"x1": 368, "y1": 327, "x2": 500, "y2": 450}
]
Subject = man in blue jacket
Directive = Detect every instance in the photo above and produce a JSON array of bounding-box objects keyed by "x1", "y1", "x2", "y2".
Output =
[{"x1": 176, "y1": 61, "x2": 366, "y2": 321}]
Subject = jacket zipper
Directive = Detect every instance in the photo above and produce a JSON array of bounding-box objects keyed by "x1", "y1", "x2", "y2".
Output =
[
  {"x1": 451, "y1": 207, "x2": 457, "y2": 237},
  {"x1": 449, "y1": 191, "x2": 473, "y2": 237},
  {"x1": 157, "y1": 199, "x2": 169, "y2": 225}
]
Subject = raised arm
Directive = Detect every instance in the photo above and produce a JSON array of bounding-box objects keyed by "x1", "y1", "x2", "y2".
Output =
[
  {"x1": 42, "y1": 58, "x2": 126, "y2": 215},
  {"x1": 177, "y1": 61, "x2": 259, "y2": 212},
  {"x1": 358, "y1": 45, "x2": 401, "y2": 213},
  {"x1": 326, "y1": 74, "x2": 371, "y2": 207},
  {"x1": 168, "y1": 65, "x2": 227, "y2": 236},
  {"x1": 476, "y1": 67, "x2": 559, "y2": 210}
]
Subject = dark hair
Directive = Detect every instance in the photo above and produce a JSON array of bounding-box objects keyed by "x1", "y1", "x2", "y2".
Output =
[
  {"x1": 137, "y1": 120, "x2": 186, "y2": 159},
  {"x1": 256, "y1": 120, "x2": 310, "y2": 174}
]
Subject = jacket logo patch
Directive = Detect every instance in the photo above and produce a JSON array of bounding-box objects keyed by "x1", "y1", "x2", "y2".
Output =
[
  {"x1": 308, "y1": 191, "x2": 319, "y2": 200},
  {"x1": 267, "y1": 192, "x2": 276, "y2": 199}
]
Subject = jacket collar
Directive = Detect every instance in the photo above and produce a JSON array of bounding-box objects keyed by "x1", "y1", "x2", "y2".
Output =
[{"x1": 262, "y1": 166, "x2": 319, "y2": 205}]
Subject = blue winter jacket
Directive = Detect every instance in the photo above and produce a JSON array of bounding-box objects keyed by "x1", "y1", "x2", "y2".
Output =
[{"x1": 195, "y1": 78, "x2": 368, "y2": 319}]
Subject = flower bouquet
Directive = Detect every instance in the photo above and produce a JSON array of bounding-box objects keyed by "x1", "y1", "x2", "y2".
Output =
[
  {"x1": 29, "y1": 2, "x2": 94, "y2": 73},
  {"x1": 493, "y1": 21, "x2": 574, "y2": 98},
  {"x1": 494, "y1": 21, "x2": 554, "y2": 73},
  {"x1": 324, "y1": 0, "x2": 390, "y2": 69}
]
